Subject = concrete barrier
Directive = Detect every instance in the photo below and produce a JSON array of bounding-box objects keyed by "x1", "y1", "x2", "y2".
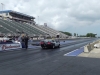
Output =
[{"x1": 84, "y1": 40, "x2": 100, "y2": 53}]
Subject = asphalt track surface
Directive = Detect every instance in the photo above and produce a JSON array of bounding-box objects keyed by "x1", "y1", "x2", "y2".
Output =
[{"x1": 0, "y1": 38, "x2": 100, "y2": 75}]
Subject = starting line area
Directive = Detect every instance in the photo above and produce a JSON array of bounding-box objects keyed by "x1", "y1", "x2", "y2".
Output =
[{"x1": 64, "y1": 47, "x2": 84, "y2": 56}]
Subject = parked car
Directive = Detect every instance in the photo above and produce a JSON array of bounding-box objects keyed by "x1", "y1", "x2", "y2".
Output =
[{"x1": 40, "y1": 39, "x2": 60, "y2": 49}]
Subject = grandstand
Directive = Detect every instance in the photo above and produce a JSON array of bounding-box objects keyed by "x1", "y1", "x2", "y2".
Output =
[
  {"x1": 0, "y1": 10, "x2": 68, "y2": 39},
  {"x1": 35, "y1": 25, "x2": 68, "y2": 38}
]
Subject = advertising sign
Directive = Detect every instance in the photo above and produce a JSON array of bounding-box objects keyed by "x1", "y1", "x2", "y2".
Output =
[{"x1": 0, "y1": 43, "x2": 22, "y2": 51}]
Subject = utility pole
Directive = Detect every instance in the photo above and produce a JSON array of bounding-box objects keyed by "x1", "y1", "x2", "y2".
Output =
[{"x1": 38, "y1": 16, "x2": 39, "y2": 25}]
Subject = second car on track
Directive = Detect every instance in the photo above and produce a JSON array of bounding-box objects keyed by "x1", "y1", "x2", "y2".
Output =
[{"x1": 40, "y1": 39, "x2": 60, "y2": 49}]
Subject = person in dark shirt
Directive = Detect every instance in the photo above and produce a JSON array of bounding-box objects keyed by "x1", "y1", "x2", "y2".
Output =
[
  {"x1": 24, "y1": 35, "x2": 29, "y2": 49},
  {"x1": 21, "y1": 35, "x2": 25, "y2": 48}
]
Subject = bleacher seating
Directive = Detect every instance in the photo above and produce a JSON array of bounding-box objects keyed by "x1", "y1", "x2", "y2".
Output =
[
  {"x1": 22, "y1": 23, "x2": 45, "y2": 35},
  {"x1": 0, "y1": 18, "x2": 68, "y2": 38},
  {"x1": 0, "y1": 19, "x2": 15, "y2": 34},
  {"x1": 0, "y1": 25, "x2": 9, "y2": 33},
  {"x1": 0, "y1": 19, "x2": 47, "y2": 36},
  {"x1": 35, "y1": 25, "x2": 68, "y2": 38},
  {"x1": 46, "y1": 26, "x2": 68, "y2": 38},
  {"x1": 35, "y1": 25, "x2": 55, "y2": 36}
]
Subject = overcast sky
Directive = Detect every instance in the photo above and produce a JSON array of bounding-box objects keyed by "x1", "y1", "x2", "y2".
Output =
[{"x1": 0, "y1": 0, "x2": 100, "y2": 36}]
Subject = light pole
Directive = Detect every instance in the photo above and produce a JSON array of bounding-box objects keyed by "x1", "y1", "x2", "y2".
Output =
[{"x1": 38, "y1": 16, "x2": 39, "y2": 25}]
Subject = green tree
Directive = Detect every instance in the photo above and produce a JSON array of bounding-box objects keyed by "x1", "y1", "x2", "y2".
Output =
[
  {"x1": 60, "y1": 31, "x2": 72, "y2": 36},
  {"x1": 86, "y1": 33, "x2": 96, "y2": 37}
]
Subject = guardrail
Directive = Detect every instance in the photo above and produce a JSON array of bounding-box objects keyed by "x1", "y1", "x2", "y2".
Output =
[{"x1": 84, "y1": 40, "x2": 100, "y2": 52}]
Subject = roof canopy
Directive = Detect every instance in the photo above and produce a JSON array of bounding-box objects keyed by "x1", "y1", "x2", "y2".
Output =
[{"x1": 0, "y1": 10, "x2": 35, "y2": 19}]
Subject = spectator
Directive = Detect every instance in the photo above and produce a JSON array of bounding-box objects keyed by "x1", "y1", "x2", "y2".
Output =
[
  {"x1": 24, "y1": 35, "x2": 29, "y2": 49},
  {"x1": 21, "y1": 34, "x2": 25, "y2": 48},
  {"x1": 0, "y1": 40, "x2": 1, "y2": 42}
]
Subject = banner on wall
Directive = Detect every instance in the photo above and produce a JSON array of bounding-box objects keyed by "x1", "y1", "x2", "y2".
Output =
[{"x1": 0, "y1": 43, "x2": 22, "y2": 51}]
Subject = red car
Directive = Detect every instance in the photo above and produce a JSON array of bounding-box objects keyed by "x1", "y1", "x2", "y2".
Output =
[{"x1": 40, "y1": 39, "x2": 60, "y2": 49}]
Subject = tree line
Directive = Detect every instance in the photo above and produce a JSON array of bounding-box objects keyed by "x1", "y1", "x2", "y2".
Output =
[{"x1": 60, "y1": 31, "x2": 97, "y2": 37}]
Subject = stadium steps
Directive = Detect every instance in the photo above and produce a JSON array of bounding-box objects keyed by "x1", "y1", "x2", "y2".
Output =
[
  {"x1": 28, "y1": 24, "x2": 46, "y2": 35},
  {"x1": 35, "y1": 25, "x2": 48, "y2": 33},
  {"x1": 38, "y1": 25, "x2": 67, "y2": 38},
  {"x1": 12, "y1": 21, "x2": 34, "y2": 35},
  {"x1": 7, "y1": 20, "x2": 28, "y2": 34},
  {"x1": 0, "y1": 25, "x2": 11, "y2": 34},
  {"x1": 18, "y1": 22, "x2": 40, "y2": 35},
  {"x1": 24, "y1": 23, "x2": 46, "y2": 35},
  {"x1": 35, "y1": 25, "x2": 52, "y2": 35},
  {"x1": 30, "y1": 25, "x2": 50, "y2": 34},
  {"x1": 0, "y1": 19, "x2": 15, "y2": 34},
  {"x1": 1, "y1": 19, "x2": 20, "y2": 33},
  {"x1": 31, "y1": 25, "x2": 47, "y2": 34},
  {"x1": 38, "y1": 26, "x2": 48, "y2": 33},
  {"x1": 46, "y1": 26, "x2": 68, "y2": 37},
  {"x1": 46, "y1": 26, "x2": 58, "y2": 34},
  {"x1": 37, "y1": 25, "x2": 55, "y2": 36},
  {"x1": 0, "y1": 18, "x2": 67, "y2": 37},
  {"x1": 0, "y1": 19, "x2": 46, "y2": 36},
  {"x1": 9, "y1": 20, "x2": 30, "y2": 35},
  {"x1": 41, "y1": 26, "x2": 57, "y2": 35},
  {"x1": 21, "y1": 24, "x2": 44, "y2": 35},
  {"x1": 20, "y1": 23, "x2": 40, "y2": 35}
]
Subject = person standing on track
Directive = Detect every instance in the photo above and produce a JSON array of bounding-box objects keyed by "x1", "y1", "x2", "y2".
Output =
[
  {"x1": 21, "y1": 34, "x2": 25, "y2": 48},
  {"x1": 24, "y1": 35, "x2": 29, "y2": 49}
]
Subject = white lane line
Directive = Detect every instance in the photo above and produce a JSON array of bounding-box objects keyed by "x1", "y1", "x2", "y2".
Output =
[
  {"x1": 64, "y1": 46, "x2": 84, "y2": 56},
  {"x1": 64, "y1": 49, "x2": 79, "y2": 56}
]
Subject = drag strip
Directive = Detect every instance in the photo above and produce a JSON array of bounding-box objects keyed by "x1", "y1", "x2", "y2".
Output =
[
  {"x1": 0, "y1": 38, "x2": 97, "y2": 64},
  {"x1": 0, "y1": 38, "x2": 99, "y2": 75},
  {"x1": 0, "y1": 38, "x2": 95, "y2": 57}
]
